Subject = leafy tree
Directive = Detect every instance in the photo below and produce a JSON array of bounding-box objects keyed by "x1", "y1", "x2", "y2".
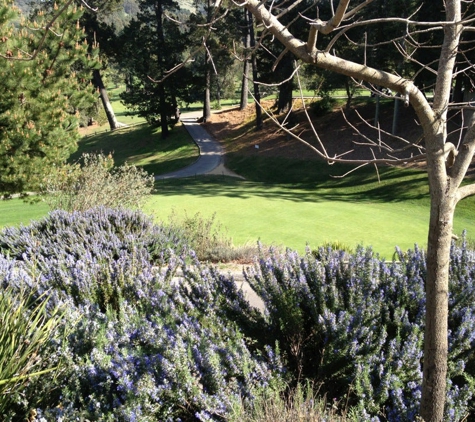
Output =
[
  {"x1": 119, "y1": 0, "x2": 188, "y2": 138},
  {"x1": 0, "y1": 0, "x2": 98, "y2": 196},
  {"x1": 187, "y1": 0, "x2": 239, "y2": 121},
  {"x1": 241, "y1": 0, "x2": 475, "y2": 420}
]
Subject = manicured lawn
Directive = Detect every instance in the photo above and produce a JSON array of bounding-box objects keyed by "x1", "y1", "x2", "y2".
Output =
[
  {"x1": 0, "y1": 198, "x2": 50, "y2": 228},
  {"x1": 148, "y1": 176, "x2": 475, "y2": 259},
  {"x1": 72, "y1": 123, "x2": 199, "y2": 176},
  {"x1": 2, "y1": 96, "x2": 473, "y2": 258},
  {"x1": 2, "y1": 168, "x2": 474, "y2": 259}
]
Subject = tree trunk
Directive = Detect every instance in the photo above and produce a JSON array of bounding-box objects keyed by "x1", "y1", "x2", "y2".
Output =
[
  {"x1": 344, "y1": 78, "x2": 353, "y2": 111},
  {"x1": 420, "y1": 1, "x2": 462, "y2": 416},
  {"x1": 240, "y1": 59, "x2": 250, "y2": 111},
  {"x1": 276, "y1": 54, "x2": 294, "y2": 114},
  {"x1": 93, "y1": 69, "x2": 122, "y2": 131},
  {"x1": 248, "y1": 10, "x2": 262, "y2": 130},
  {"x1": 419, "y1": 129, "x2": 457, "y2": 422},
  {"x1": 240, "y1": 9, "x2": 251, "y2": 111},
  {"x1": 203, "y1": 55, "x2": 212, "y2": 122},
  {"x1": 155, "y1": 0, "x2": 169, "y2": 138},
  {"x1": 159, "y1": 83, "x2": 169, "y2": 138}
]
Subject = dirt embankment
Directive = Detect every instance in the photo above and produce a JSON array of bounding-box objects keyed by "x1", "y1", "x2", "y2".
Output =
[{"x1": 203, "y1": 98, "x2": 431, "y2": 167}]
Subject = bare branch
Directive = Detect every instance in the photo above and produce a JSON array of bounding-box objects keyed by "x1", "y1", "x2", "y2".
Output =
[
  {"x1": 79, "y1": 0, "x2": 98, "y2": 12},
  {"x1": 310, "y1": 0, "x2": 376, "y2": 35}
]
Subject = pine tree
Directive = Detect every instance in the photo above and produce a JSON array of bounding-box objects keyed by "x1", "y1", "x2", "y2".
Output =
[
  {"x1": 0, "y1": 0, "x2": 98, "y2": 196},
  {"x1": 119, "y1": 0, "x2": 188, "y2": 138}
]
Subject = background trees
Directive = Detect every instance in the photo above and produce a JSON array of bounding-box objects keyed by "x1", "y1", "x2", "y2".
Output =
[
  {"x1": 0, "y1": 1, "x2": 98, "y2": 196},
  {"x1": 118, "y1": 0, "x2": 189, "y2": 137}
]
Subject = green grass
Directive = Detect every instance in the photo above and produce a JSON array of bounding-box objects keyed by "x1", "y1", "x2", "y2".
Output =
[
  {"x1": 2, "y1": 97, "x2": 474, "y2": 259},
  {"x1": 72, "y1": 123, "x2": 199, "y2": 176},
  {"x1": 147, "y1": 169, "x2": 475, "y2": 259},
  {"x1": 0, "y1": 198, "x2": 50, "y2": 228}
]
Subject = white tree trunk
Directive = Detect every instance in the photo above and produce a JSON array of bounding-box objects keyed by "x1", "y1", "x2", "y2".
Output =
[{"x1": 241, "y1": 1, "x2": 475, "y2": 421}]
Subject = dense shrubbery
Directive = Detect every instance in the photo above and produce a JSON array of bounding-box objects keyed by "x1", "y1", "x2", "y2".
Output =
[
  {"x1": 0, "y1": 208, "x2": 281, "y2": 421},
  {"x1": 1, "y1": 208, "x2": 475, "y2": 421},
  {"x1": 241, "y1": 242, "x2": 475, "y2": 421}
]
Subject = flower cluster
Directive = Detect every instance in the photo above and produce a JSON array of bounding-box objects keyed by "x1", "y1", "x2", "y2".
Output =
[
  {"x1": 0, "y1": 208, "x2": 280, "y2": 421},
  {"x1": 243, "y1": 242, "x2": 475, "y2": 421}
]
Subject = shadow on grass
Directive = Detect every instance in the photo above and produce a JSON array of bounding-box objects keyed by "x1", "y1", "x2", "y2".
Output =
[
  {"x1": 153, "y1": 161, "x2": 430, "y2": 206},
  {"x1": 74, "y1": 123, "x2": 199, "y2": 174}
]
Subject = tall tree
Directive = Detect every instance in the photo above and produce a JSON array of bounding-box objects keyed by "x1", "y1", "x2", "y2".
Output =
[
  {"x1": 81, "y1": 5, "x2": 126, "y2": 130},
  {"x1": 0, "y1": 0, "x2": 98, "y2": 196},
  {"x1": 119, "y1": 0, "x2": 186, "y2": 137},
  {"x1": 248, "y1": 9, "x2": 262, "y2": 130},
  {"x1": 241, "y1": 0, "x2": 475, "y2": 420},
  {"x1": 239, "y1": 8, "x2": 250, "y2": 111}
]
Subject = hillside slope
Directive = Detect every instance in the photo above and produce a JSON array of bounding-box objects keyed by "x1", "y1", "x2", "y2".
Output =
[{"x1": 204, "y1": 98, "x2": 429, "y2": 167}]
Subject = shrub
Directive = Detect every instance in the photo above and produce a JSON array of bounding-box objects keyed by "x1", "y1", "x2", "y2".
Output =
[
  {"x1": 310, "y1": 95, "x2": 337, "y2": 116},
  {"x1": 241, "y1": 243, "x2": 475, "y2": 421},
  {"x1": 41, "y1": 153, "x2": 155, "y2": 212},
  {"x1": 229, "y1": 381, "x2": 347, "y2": 422},
  {"x1": 167, "y1": 210, "x2": 258, "y2": 263},
  {"x1": 0, "y1": 207, "x2": 187, "y2": 314},
  {"x1": 0, "y1": 208, "x2": 282, "y2": 421}
]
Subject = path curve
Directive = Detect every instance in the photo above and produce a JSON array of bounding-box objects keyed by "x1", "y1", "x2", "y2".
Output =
[{"x1": 155, "y1": 112, "x2": 243, "y2": 180}]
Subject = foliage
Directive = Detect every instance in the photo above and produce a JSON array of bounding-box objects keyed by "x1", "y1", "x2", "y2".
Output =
[
  {"x1": 41, "y1": 153, "x2": 155, "y2": 212},
  {"x1": 229, "y1": 381, "x2": 346, "y2": 422},
  {"x1": 0, "y1": 285, "x2": 67, "y2": 420},
  {"x1": 310, "y1": 95, "x2": 337, "y2": 117},
  {"x1": 313, "y1": 241, "x2": 354, "y2": 259},
  {"x1": 0, "y1": 208, "x2": 281, "y2": 420},
  {"x1": 166, "y1": 210, "x2": 258, "y2": 263},
  {"x1": 0, "y1": 208, "x2": 186, "y2": 310},
  {"x1": 3, "y1": 207, "x2": 475, "y2": 420},
  {"x1": 118, "y1": 0, "x2": 189, "y2": 135},
  {"x1": 0, "y1": 1, "x2": 98, "y2": 196},
  {"x1": 240, "y1": 243, "x2": 475, "y2": 421}
]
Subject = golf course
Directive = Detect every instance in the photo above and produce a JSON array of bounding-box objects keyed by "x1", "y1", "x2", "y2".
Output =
[{"x1": 2, "y1": 97, "x2": 475, "y2": 260}]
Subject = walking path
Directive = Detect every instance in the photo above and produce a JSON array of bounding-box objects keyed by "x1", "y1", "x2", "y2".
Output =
[
  {"x1": 153, "y1": 110, "x2": 262, "y2": 308},
  {"x1": 155, "y1": 111, "x2": 243, "y2": 180}
]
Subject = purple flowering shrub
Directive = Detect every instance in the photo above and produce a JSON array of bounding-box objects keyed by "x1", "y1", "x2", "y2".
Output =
[
  {"x1": 3, "y1": 207, "x2": 475, "y2": 421},
  {"x1": 0, "y1": 208, "x2": 281, "y2": 421},
  {"x1": 0, "y1": 207, "x2": 186, "y2": 313},
  {"x1": 242, "y1": 242, "x2": 475, "y2": 421}
]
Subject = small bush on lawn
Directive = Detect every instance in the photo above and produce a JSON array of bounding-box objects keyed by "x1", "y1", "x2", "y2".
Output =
[
  {"x1": 310, "y1": 95, "x2": 337, "y2": 116},
  {"x1": 167, "y1": 210, "x2": 258, "y2": 263},
  {"x1": 41, "y1": 153, "x2": 154, "y2": 212},
  {"x1": 0, "y1": 208, "x2": 282, "y2": 421},
  {"x1": 240, "y1": 241, "x2": 475, "y2": 421}
]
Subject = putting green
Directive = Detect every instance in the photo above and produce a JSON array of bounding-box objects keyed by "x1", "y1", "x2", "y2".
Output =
[{"x1": 144, "y1": 185, "x2": 448, "y2": 259}]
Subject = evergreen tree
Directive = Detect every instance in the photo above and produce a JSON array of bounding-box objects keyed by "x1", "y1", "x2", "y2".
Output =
[
  {"x1": 119, "y1": 0, "x2": 187, "y2": 138},
  {"x1": 0, "y1": 1, "x2": 98, "y2": 196}
]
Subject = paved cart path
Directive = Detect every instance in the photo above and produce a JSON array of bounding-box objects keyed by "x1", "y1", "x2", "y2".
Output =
[{"x1": 155, "y1": 112, "x2": 243, "y2": 180}]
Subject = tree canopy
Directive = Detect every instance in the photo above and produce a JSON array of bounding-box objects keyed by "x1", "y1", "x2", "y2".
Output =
[{"x1": 0, "y1": 0, "x2": 98, "y2": 196}]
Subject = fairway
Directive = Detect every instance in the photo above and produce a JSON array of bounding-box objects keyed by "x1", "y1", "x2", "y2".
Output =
[
  {"x1": 0, "y1": 198, "x2": 50, "y2": 228},
  {"x1": 145, "y1": 179, "x2": 475, "y2": 259},
  {"x1": 1, "y1": 178, "x2": 474, "y2": 260}
]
